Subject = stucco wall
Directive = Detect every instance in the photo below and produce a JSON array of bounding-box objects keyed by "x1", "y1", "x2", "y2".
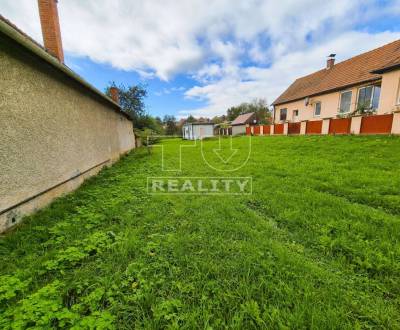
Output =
[
  {"x1": 232, "y1": 125, "x2": 246, "y2": 135},
  {"x1": 274, "y1": 74, "x2": 400, "y2": 124},
  {"x1": 275, "y1": 86, "x2": 358, "y2": 123},
  {"x1": 0, "y1": 34, "x2": 135, "y2": 232},
  {"x1": 193, "y1": 125, "x2": 214, "y2": 139},
  {"x1": 380, "y1": 69, "x2": 400, "y2": 114}
]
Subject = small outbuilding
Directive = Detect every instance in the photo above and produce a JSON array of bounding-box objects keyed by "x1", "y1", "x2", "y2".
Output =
[
  {"x1": 231, "y1": 112, "x2": 256, "y2": 135},
  {"x1": 182, "y1": 122, "x2": 214, "y2": 140}
]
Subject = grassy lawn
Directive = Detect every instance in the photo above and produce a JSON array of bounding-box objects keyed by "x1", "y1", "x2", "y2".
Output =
[{"x1": 1, "y1": 135, "x2": 400, "y2": 329}]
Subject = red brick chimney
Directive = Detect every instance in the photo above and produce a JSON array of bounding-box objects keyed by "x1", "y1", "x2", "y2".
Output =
[
  {"x1": 327, "y1": 54, "x2": 336, "y2": 69},
  {"x1": 109, "y1": 87, "x2": 119, "y2": 104},
  {"x1": 38, "y1": 0, "x2": 64, "y2": 63}
]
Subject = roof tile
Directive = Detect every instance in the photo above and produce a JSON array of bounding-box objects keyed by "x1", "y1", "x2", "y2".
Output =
[{"x1": 273, "y1": 39, "x2": 400, "y2": 105}]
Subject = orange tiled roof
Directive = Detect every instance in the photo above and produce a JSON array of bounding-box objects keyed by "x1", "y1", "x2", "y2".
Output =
[{"x1": 273, "y1": 39, "x2": 400, "y2": 106}]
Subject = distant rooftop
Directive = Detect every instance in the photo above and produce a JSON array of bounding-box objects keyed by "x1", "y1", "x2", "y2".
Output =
[{"x1": 231, "y1": 112, "x2": 255, "y2": 126}]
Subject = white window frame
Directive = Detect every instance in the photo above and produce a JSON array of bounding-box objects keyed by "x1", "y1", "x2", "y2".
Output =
[
  {"x1": 339, "y1": 90, "x2": 353, "y2": 114},
  {"x1": 314, "y1": 102, "x2": 321, "y2": 117},
  {"x1": 356, "y1": 85, "x2": 381, "y2": 110}
]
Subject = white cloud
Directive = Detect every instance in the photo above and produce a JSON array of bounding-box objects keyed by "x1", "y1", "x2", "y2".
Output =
[
  {"x1": 181, "y1": 30, "x2": 400, "y2": 117},
  {"x1": 1, "y1": 0, "x2": 399, "y2": 116}
]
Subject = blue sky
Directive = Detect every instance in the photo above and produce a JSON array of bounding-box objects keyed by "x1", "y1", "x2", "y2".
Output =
[
  {"x1": 64, "y1": 54, "x2": 205, "y2": 119},
  {"x1": 1, "y1": 0, "x2": 400, "y2": 118}
]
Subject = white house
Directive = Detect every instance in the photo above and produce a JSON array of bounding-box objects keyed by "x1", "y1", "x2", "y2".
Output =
[{"x1": 182, "y1": 122, "x2": 214, "y2": 140}]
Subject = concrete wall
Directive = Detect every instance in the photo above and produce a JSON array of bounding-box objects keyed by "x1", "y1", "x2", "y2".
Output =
[
  {"x1": 232, "y1": 125, "x2": 246, "y2": 135},
  {"x1": 274, "y1": 73, "x2": 400, "y2": 124},
  {"x1": 0, "y1": 34, "x2": 135, "y2": 232}
]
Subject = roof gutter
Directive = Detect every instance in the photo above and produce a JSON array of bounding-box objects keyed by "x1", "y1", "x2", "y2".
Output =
[
  {"x1": 371, "y1": 63, "x2": 400, "y2": 74},
  {"x1": 0, "y1": 17, "x2": 131, "y2": 119}
]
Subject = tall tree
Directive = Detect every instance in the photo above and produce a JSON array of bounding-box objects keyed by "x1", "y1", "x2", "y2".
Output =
[
  {"x1": 163, "y1": 115, "x2": 178, "y2": 136},
  {"x1": 186, "y1": 115, "x2": 196, "y2": 123},
  {"x1": 105, "y1": 82, "x2": 147, "y2": 128}
]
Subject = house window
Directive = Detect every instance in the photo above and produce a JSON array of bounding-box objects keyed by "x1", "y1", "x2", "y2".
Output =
[
  {"x1": 293, "y1": 110, "x2": 299, "y2": 119},
  {"x1": 280, "y1": 108, "x2": 287, "y2": 121},
  {"x1": 357, "y1": 85, "x2": 381, "y2": 111},
  {"x1": 314, "y1": 102, "x2": 321, "y2": 117},
  {"x1": 339, "y1": 91, "x2": 352, "y2": 113}
]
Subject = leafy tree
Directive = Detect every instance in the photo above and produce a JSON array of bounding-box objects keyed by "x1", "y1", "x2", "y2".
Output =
[
  {"x1": 211, "y1": 115, "x2": 226, "y2": 124},
  {"x1": 227, "y1": 106, "x2": 244, "y2": 122},
  {"x1": 136, "y1": 115, "x2": 164, "y2": 134},
  {"x1": 155, "y1": 116, "x2": 163, "y2": 127},
  {"x1": 163, "y1": 115, "x2": 179, "y2": 136},
  {"x1": 226, "y1": 99, "x2": 272, "y2": 124},
  {"x1": 105, "y1": 82, "x2": 147, "y2": 128},
  {"x1": 186, "y1": 115, "x2": 196, "y2": 123}
]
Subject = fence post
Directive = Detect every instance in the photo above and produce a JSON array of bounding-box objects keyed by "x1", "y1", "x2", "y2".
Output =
[
  {"x1": 321, "y1": 118, "x2": 331, "y2": 135},
  {"x1": 260, "y1": 125, "x2": 264, "y2": 135},
  {"x1": 392, "y1": 110, "x2": 400, "y2": 134},
  {"x1": 283, "y1": 122, "x2": 289, "y2": 135},
  {"x1": 271, "y1": 124, "x2": 275, "y2": 135},
  {"x1": 350, "y1": 115, "x2": 362, "y2": 135},
  {"x1": 300, "y1": 121, "x2": 307, "y2": 135}
]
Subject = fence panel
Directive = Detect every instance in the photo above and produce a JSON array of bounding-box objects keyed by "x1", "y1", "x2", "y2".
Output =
[
  {"x1": 263, "y1": 125, "x2": 271, "y2": 135},
  {"x1": 246, "y1": 126, "x2": 251, "y2": 135},
  {"x1": 274, "y1": 124, "x2": 284, "y2": 135},
  {"x1": 360, "y1": 114, "x2": 393, "y2": 134},
  {"x1": 329, "y1": 118, "x2": 351, "y2": 134},
  {"x1": 254, "y1": 126, "x2": 261, "y2": 135},
  {"x1": 288, "y1": 122, "x2": 301, "y2": 134},
  {"x1": 306, "y1": 120, "x2": 323, "y2": 134}
]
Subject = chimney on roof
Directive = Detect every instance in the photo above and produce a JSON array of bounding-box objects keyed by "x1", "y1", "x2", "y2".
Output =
[
  {"x1": 109, "y1": 87, "x2": 120, "y2": 104},
  {"x1": 327, "y1": 54, "x2": 336, "y2": 69},
  {"x1": 38, "y1": 0, "x2": 64, "y2": 63}
]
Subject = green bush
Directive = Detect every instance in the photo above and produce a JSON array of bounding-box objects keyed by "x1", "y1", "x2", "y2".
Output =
[{"x1": 134, "y1": 128, "x2": 160, "y2": 146}]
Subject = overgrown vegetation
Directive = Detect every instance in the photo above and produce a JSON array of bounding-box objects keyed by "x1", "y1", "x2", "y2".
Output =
[
  {"x1": 225, "y1": 98, "x2": 272, "y2": 123},
  {"x1": 1, "y1": 136, "x2": 400, "y2": 328}
]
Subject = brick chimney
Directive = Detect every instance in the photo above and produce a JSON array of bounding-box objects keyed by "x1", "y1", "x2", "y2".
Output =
[
  {"x1": 327, "y1": 54, "x2": 336, "y2": 69},
  {"x1": 38, "y1": 0, "x2": 64, "y2": 62},
  {"x1": 109, "y1": 87, "x2": 119, "y2": 104}
]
